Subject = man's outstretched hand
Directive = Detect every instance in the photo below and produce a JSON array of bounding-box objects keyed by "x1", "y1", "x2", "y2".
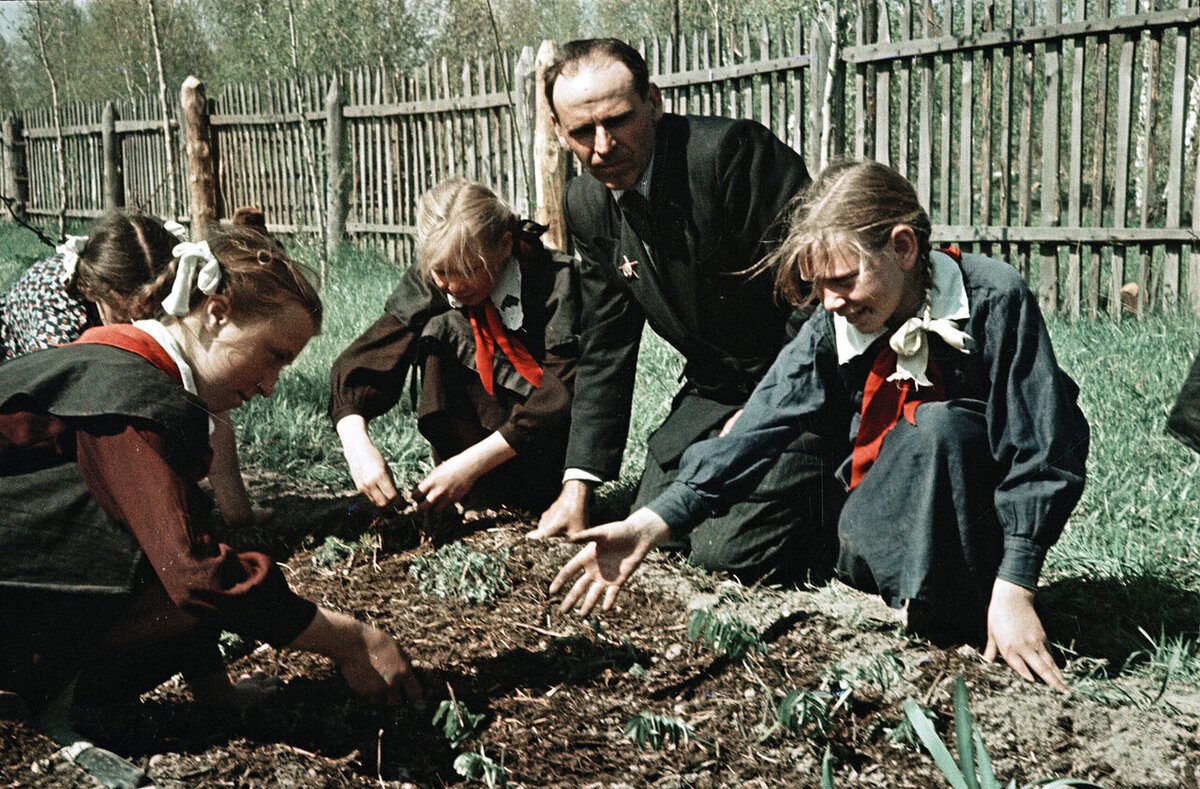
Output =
[{"x1": 549, "y1": 508, "x2": 672, "y2": 616}]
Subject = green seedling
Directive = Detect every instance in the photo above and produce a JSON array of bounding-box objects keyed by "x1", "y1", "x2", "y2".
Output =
[
  {"x1": 687, "y1": 608, "x2": 768, "y2": 662},
  {"x1": 453, "y1": 751, "x2": 507, "y2": 788},
  {"x1": 903, "y1": 676, "x2": 1109, "y2": 789},
  {"x1": 774, "y1": 687, "x2": 850, "y2": 740},
  {"x1": 822, "y1": 745, "x2": 836, "y2": 788},
  {"x1": 433, "y1": 699, "x2": 485, "y2": 747},
  {"x1": 311, "y1": 532, "x2": 380, "y2": 568},
  {"x1": 823, "y1": 650, "x2": 905, "y2": 695},
  {"x1": 408, "y1": 542, "x2": 509, "y2": 602},
  {"x1": 624, "y1": 711, "x2": 694, "y2": 750}
]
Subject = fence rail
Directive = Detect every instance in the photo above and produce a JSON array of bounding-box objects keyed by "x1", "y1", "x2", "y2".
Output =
[{"x1": 2, "y1": 0, "x2": 1199, "y2": 317}]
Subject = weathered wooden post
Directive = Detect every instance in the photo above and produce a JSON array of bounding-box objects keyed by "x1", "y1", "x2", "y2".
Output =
[
  {"x1": 513, "y1": 46, "x2": 537, "y2": 220},
  {"x1": 101, "y1": 100, "x2": 125, "y2": 211},
  {"x1": 2, "y1": 114, "x2": 28, "y2": 222},
  {"x1": 180, "y1": 75, "x2": 217, "y2": 239},
  {"x1": 809, "y1": 16, "x2": 829, "y2": 171},
  {"x1": 325, "y1": 78, "x2": 348, "y2": 263},
  {"x1": 534, "y1": 40, "x2": 567, "y2": 251}
]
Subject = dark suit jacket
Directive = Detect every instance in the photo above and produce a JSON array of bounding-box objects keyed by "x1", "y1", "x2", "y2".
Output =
[{"x1": 564, "y1": 113, "x2": 811, "y2": 479}]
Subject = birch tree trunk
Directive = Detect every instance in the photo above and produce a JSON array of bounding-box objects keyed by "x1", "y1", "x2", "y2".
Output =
[
  {"x1": 286, "y1": 0, "x2": 327, "y2": 281},
  {"x1": 146, "y1": 0, "x2": 179, "y2": 221},
  {"x1": 32, "y1": 2, "x2": 66, "y2": 239}
]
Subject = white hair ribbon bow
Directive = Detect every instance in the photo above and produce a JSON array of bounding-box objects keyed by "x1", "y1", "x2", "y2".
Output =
[
  {"x1": 886, "y1": 305, "x2": 973, "y2": 388},
  {"x1": 163, "y1": 220, "x2": 189, "y2": 242},
  {"x1": 56, "y1": 235, "x2": 89, "y2": 285},
  {"x1": 162, "y1": 241, "x2": 222, "y2": 317}
]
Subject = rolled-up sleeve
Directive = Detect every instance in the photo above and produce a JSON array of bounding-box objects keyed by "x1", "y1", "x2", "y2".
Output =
[{"x1": 76, "y1": 423, "x2": 316, "y2": 647}]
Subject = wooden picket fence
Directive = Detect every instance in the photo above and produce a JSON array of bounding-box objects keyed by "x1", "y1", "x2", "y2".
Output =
[{"x1": 2, "y1": 0, "x2": 1199, "y2": 317}]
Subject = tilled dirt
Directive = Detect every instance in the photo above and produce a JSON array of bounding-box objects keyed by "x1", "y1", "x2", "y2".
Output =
[{"x1": 2, "y1": 475, "x2": 1199, "y2": 788}]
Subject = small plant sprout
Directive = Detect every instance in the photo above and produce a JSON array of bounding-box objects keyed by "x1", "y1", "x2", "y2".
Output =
[
  {"x1": 433, "y1": 693, "x2": 486, "y2": 747},
  {"x1": 823, "y1": 650, "x2": 905, "y2": 696},
  {"x1": 821, "y1": 745, "x2": 836, "y2": 789},
  {"x1": 773, "y1": 687, "x2": 849, "y2": 740},
  {"x1": 311, "y1": 532, "x2": 381, "y2": 569},
  {"x1": 453, "y1": 751, "x2": 507, "y2": 788},
  {"x1": 902, "y1": 676, "x2": 1110, "y2": 789},
  {"x1": 624, "y1": 712, "x2": 694, "y2": 750},
  {"x1": 687, "y1": 608, "x2": 769, "y2": 662},
  {"x1": 407, "y1": 542, "x2": 510, "y2": 602}
]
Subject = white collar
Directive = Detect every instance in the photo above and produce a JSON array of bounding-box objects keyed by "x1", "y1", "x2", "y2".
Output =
[
  {"x1": 133, "y1": 319, "x2": 215, "y2": 433},
  {"x1": 834, "y1": 249, "x2": 972, "y2": 377},
  {"x1": 444, "y1": 257, "x2": 524, "y2": 331}
]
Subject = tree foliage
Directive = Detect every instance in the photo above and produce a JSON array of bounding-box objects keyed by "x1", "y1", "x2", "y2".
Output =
[{"x1": 0, "y1": 0, "x2": 827, "y2": 113}]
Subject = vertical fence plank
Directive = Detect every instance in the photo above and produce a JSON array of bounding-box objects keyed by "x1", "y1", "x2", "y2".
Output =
[
  {"x1": 896, "y1": 1, "x2": 912, "y2": 179},
  {"x1": 917, "y1": 0, "x2": 934, "y2": 209},
  {"x1": 1136, "y1": 24, "x2": 1162, "y2": 313},
  {"x1": 958, "y1": 0, "x2": 974, "y2": 228},
  {"x1": 938, "y1": 0, "x2": 952, "y2": 225},
  {"x1": 1111, "y1": 0, "x2": 1137, "y2": 318},
  {"x1": 1163, "y1": 10, "x2": 1189, "y2": 310},
  {"x1": 1088, "y1": 0, "x2": 1110, "y2": 316},
  {"x1": 1067, "y1": 0, "x2": 1086, "y2": 319},
  {"x1": 1040, "y1": 0, "x2": 1062, "y2": 314},
  {"x1": 875, "y1": 0, "x2": 891, "y2": 165}
]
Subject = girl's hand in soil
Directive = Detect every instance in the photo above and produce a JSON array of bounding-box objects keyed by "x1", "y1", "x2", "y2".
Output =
[
  {"x1": 415, "y1": 431, "x2": 516, "y2": 512},
  {"x1": 982, "y1": 578, "x2": 1067, "y2": 692},
  {"x1": 290, "y1": 607, "x2": 422, "y2": 706},
  {"x1": 337, "y1": 415, "x2": 400, "y2": 507},
  {"x1": 550, "y1": 507, "x2": 672, "y2": 616}
]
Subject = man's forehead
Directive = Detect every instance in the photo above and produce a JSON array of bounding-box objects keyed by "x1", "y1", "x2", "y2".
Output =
[{"x1": 553, "y1": 58, "x2": 639, "y2": 109}]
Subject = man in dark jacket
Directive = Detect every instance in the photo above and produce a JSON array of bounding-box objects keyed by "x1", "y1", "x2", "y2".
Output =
[{"x1": 529, "y1": 38, "x2": 841, "y2": 584}]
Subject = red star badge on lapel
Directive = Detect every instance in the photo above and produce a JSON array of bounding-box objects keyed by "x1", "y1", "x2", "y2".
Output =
[{"x1": 618, "y1": 255, "x2": 639, "y2": 280}]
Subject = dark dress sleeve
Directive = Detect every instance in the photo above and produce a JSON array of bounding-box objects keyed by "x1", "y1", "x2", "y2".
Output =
[
  {"x1": 329, "y1": 312, "x2": 420, "y2": 424},
  {"x1": 1167, "y1": 348, "x2": 1200, "y2": 454},
  {"x1": 981, "y1": 274, "x2": 1089, "y2": 589},
  {"x1": 75, "y1": 423, "x2": 317, "y2": 647},
  {"x1": 329, "y1": 264, "x2": 447, "y2": 424}
]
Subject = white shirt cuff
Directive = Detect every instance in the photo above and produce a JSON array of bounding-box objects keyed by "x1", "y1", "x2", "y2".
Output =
[{"x1": 562, "y1": 468, "x2": 603, "y2": 485}]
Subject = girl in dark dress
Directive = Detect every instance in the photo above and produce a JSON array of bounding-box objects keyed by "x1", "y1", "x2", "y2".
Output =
[
  {"x1": 550, "y1": 161, "x2": 1089, "y2": 692},
  {"x1": 331, "y1": 178, "x2": 579, "y2": 513},
  {"x1": 0, "y1": 210, "x2": 269, "y2": 528},
  {"x1": 0, "y1": 227, "x2": 420, "y2": 762}
]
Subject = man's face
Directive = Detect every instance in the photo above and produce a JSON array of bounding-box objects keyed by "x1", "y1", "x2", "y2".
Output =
[{"x1": 551, "y1": 59, "x2": 663, "y2": 191}]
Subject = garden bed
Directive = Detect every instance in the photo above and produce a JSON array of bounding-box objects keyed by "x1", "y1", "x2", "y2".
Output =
[{"x1": 2, "y1": 473, "x2": 1199, "y2": 789}]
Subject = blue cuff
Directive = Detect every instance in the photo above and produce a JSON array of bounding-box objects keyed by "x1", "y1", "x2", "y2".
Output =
[
  {"x1": 645, "y1": 481, "x2": 711, "y2": 539},
  {"x1": 996, "y1": 537, "x2": 1047, "y2": 591}
]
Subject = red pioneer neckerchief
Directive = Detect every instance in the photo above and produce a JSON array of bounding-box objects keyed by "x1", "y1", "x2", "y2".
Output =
[
  {"x1": 469, "y1": 300, "x2": 543, "y2": 396},
  {"x1": 847, "y1": 246, "x2": 962, "y2": 489}
]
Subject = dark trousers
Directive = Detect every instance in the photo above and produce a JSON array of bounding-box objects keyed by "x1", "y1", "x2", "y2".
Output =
[
  {"x1": 635, "y1": 392, "x2": 843, "y2": 586},
  {"x1": 836, "y1": 400, "x2": 1003, "y2": 644},
  {"x1": 417, "y1": 348, "x2": 566, "y2": 512}
]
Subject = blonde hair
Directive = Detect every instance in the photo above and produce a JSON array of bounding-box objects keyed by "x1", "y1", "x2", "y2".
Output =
[
  {"x1": 134, "y1": 226, "x2": 322, "y2": 331},
  {"x1": 762, "y1": 160, "x2": 932, "y2": 309},
  {"x1": 416, "y1": 178, "x2": 519, "y2": 282}
]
